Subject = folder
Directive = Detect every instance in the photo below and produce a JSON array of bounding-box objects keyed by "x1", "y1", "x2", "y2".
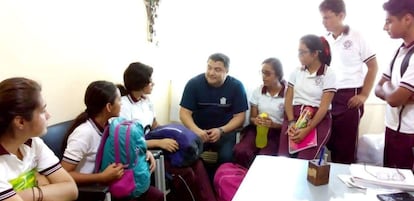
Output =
[{"x1": 288, "y1": 127, "x2": 317, "y2": 154}]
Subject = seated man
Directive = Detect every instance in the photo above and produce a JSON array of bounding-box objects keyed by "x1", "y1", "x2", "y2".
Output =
[{"x1": 179, "y1": 53, "x2": 248, "y2": 165}]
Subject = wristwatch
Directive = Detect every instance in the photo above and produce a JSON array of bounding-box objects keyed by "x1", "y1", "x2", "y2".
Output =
[{"x1": 218, "y1": 127, "x2": 225, "y2": 135}]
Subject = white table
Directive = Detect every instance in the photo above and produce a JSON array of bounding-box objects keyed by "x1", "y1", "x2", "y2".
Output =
[{"x1": 232, "y1": 155, "x2": 383, "y2": 201}]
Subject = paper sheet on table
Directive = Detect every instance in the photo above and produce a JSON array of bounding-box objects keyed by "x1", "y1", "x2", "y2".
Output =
[{"x1": 349, "y1": 164, "x2": 414, "y2": 191}]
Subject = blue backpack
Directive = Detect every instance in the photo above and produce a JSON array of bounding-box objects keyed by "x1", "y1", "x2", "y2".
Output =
[
  {"x1": 95, "y1": 117, "x2": 150, "y2": 198},
  {"x1": 145, "y1": 124, "x2": 202, "y2": 167}
]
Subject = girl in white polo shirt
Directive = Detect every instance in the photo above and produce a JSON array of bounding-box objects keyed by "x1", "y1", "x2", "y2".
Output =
[
  {"x1": 118, "y1": 62, "x2": 216, "y2": 201},
  {"x1": 278, "y1": 35, "x2": 336, "y2": 160},
  {"x1": 61, "y1": 80, "x2": 164, "y2": 201},
  {"x1": 233, "y1": 57, "x2": 286, "y2": 168},
  {"x1": 0, "y1": 77, "x2": 78, "y2": 201}
]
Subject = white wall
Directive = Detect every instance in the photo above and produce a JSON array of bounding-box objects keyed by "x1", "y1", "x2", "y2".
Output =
[
  {"x1": 157, "y1": 0, "x2": 397, "y2": 134},
  {"x1": 0, "y1": 0, "x2": 170, "y2": 125},
  {"x1": 0, "y1": 1, "x2": 396, "y2": 134}
]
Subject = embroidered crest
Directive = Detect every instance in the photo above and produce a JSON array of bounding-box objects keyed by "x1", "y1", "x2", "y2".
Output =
[
  {"x1": 220, "y1": 97, "x2": 227, "y2": 105},
  {"x1": 343, "y1": 40, "x2": 353, "y2": 50},
  {"x1": 278, "y1": 103, "x2": 284, "y2": 111},
  {"x1": 315, "y1": 77, "x2": 323, "y2": 86}
]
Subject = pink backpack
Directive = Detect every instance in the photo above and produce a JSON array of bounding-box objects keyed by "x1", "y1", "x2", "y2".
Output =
[{"x1": 214, "y1": 163, "x2": 248, "y2": 201}]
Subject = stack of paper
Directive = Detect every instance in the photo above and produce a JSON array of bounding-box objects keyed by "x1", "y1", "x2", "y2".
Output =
[{"x1": 349, "y1": 164, "x2": 414, "y2": 191}]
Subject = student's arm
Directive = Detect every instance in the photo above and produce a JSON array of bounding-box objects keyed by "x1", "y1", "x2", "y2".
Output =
[
  {"x1": 61, "y1": 161, "x2": 123, "y2": 185},
  {"x1": 348, "y1": 58, "x2": 378, "y2": 108},
  {"x1": 375, "y1": 76, "x2": 387, "y2": 100},
  {"x1": 375, "y1": 74, "x2": 413, "y2": 106},
  {"x1": 284, "y1": 86, "x2": 294, "y2": 123},
  {"x1": 381, "y1": 81, "x2": 413, "y2": 107},
  {"x1": 146, "y1": 139, "x2": 179, "y2": 152},
  {"x1": 15, "y1": 168, "x2": 78, "y2": 201},
  {"x1": 179, "y1": 106, "x2": 209, "y2": 142},
  {"x1": 249, "y1": 104, "x2": 259, "y2": 125}
]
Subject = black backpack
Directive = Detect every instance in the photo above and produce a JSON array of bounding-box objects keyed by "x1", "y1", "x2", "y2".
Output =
[{"x1": 390, "y1": 45, "x2": 414, "y2": 76}]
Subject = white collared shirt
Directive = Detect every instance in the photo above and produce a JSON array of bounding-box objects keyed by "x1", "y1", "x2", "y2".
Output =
[
  {"x1": 327, "y1": 28, "x2": 376, "y2": 89},
  {"x1": 288, "y1": 65, "x2": 336, "y2": 108},
  {"x1": 383, "y1": 44, "x2": 414, "y2": 133},
  {"x1": 250, "y1": 85, "x2": 285, "y2": 124}
]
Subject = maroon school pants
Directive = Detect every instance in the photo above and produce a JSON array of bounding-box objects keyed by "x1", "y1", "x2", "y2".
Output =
[
  {"x1": 384, "y1": 127, "x2": 414, "y2": 169},
  {"x1": 327, "y1": 88, "x2": 363, "y2": 164},
  {"x1": 133, "y1": 186, "x2": 164, "y2": 201},
  {"x1": 278, "y1": 105, "x2": 332, "y2": 160},
  {"x1": 166, "y1": 159, "x2": 216, "y2": 201},
  {"x1": 233, "y1": 125, "x2": 280, "y2": 168}
]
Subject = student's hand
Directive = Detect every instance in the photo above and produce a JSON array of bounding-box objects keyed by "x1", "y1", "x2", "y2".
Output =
[
  {"x1": 36, "y1": 172, "x2": 50, "y2": 186},
  {"x1": 383, "y1": 81, "x2": 395, "y2": 94},
  {"x1": 348, "y1": 94, "x2": 367, "y2": 108},
  {"x1": 254, "y1": 116, "x2": 271, "y2": 127},
  {"x1": 100, "y1": 163, "x2": 124, "y2": 183},
  {"x1": 287, "y1": 123, "x2": 296, "y2": 136},
  {"x1": 159, "y1": 138, "x2": 179, "y2": 152},
  {"x1": 289, "y1": 127, "x2": 311, "y2": 143},
  {"x1": 146, "y1": 151, "x2": 156, "y2": 173},
  {"x1": 206, "y1": 128, "x2": 221, "y2": 143}
]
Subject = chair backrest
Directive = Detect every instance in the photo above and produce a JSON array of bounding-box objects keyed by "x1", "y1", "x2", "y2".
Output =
[{"x1": 41, "y1": 120, "x2": 74, "y2": 159}]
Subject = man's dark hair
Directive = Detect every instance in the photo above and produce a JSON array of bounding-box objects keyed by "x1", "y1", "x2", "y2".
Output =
[
  {"x1": 208, "y1": 53, "x2": 230, "y2": 69},
  {"x1": 383, "y1": 0, "x2": 414, "y2": 18},
  {"x1": 319, "y1": 0, "x2": 346, "y2": 15}
]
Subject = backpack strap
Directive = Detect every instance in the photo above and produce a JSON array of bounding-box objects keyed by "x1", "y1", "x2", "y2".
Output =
[
  {"x1": 390, "y1": 45, "x2": 414, "y2": 77},
  {"x1": 114, "y1": 122, "x2": 132, "y2": 166},
  {"x1": 401, "y1": 47, "x2": 414, "y2": 76},
  {"x1": 94, "y1": 126, "x2": 110, "y2": 173}
]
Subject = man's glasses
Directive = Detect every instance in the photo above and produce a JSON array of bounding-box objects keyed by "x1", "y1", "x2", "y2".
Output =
[{"x1": 364, "y1": 163, "x2": 406, "y2": 182}]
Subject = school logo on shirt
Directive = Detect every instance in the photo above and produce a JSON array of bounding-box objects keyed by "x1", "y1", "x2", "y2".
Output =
[
  {"x1": 315, "y1": 77, "x2": 323, "y2": 87},
  {"x1": 343, "y1": 40, "x2": 353, "y2": 50},
  {"x1": 278, "y1": 103, "x2": 284, "y2": 111},
  {"x1": 220, "y1": 97, "x2": 227, "y2": 105}
]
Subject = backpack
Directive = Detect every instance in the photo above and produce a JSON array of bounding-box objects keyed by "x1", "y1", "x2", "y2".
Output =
[
  {"x1": 213, "y1": 162, "x2": 248, "y2": 201},
  {"x1": 389, "y1": 45, "x2": 414, "y2": 132},
  {"x1": 390, "y1": 45, "x2": 414, "y2": 76},
  {"x1": 145, "y1": 124, "x2": 203, "y2": 167},
  {"x1": 95, "y1": 117, "x2": 150, "y2": 198}
]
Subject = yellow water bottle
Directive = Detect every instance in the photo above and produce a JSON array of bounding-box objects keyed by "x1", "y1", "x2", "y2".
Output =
[{"x1": 256, "y1": 112, "x2": 269, "y2": 148}]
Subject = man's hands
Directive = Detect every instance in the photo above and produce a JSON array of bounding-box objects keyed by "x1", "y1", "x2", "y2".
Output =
[{"x1": 196, "y1": 128, "x2": 223, "y2": 143}]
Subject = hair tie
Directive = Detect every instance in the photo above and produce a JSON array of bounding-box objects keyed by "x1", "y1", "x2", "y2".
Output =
[{"x1": 320, "y1": 36, "x2": 330, "y2": 57}]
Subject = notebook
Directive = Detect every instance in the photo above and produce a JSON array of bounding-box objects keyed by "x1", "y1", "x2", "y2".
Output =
[{"x1": 288, "y1": 128, "x2": 317, "y2": 154}]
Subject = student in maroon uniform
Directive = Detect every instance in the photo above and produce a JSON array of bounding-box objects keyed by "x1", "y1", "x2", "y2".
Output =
[
  {"x1": 118, "y1": 62, "x2": 216, "y2": 201},
  {"x1": 320, "y1": 0, "x2": 378, "y2": 164},
  {"x1": 278, "y1": 35, "x2": 336, "y2": 160},
  {"x1": 233, "y1": 58, "x2": 286, "y2": 168},
  {"x1": 375, "y1": 0, "x2": 414, "y2": 169}
]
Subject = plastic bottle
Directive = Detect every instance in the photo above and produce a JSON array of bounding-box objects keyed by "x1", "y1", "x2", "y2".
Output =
[{"x1": 256, "y1": 112, "x2": 269, "y2": 148}]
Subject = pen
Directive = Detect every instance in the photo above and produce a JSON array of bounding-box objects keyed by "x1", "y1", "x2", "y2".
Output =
[{"x1": 318, "y1": 146, "x2": 325, "y2": 165}]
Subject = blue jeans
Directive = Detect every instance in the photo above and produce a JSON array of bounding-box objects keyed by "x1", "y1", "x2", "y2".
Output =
[{"x1": 204, "y1": 131, "x2": 236, "y2": 164}]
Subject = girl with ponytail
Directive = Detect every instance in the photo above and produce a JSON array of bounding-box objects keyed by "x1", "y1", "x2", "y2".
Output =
[
  {"x1": 278, "y1": 34, "x2": 337, "y2": 160},
  {"x1": 61, "y1": 80, "x2": 164, "y2": 201}
]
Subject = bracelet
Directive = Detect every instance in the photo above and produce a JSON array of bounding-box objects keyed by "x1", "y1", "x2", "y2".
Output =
[
  {"x1": 35, "y1": 186, "x2": 43, "y2": 201},
  {"x1": 32, "y1": 187, "x2": 35, "y2": 201},
  {"x1": 288, "y1": 120, "x2": 296, "y2": 126}
]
